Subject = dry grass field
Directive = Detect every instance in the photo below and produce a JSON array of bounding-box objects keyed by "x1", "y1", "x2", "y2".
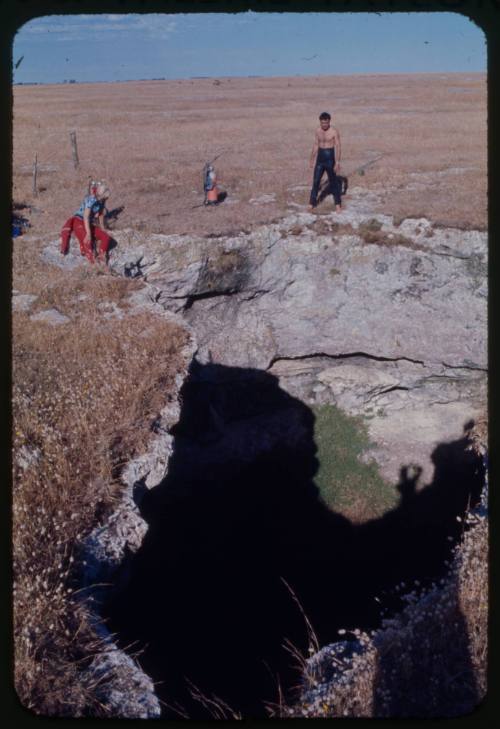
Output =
[
  {"x1": 12, "y1": 72, "x2": 487, "y2": 238},
  {"x1": 12, "y1": 250, "x2": 189, "y2": 714}
]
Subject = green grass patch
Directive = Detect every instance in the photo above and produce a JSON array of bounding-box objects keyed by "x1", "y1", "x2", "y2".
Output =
[{"x1": 312, "y1": 404, "x2": 398, "y2": 522}]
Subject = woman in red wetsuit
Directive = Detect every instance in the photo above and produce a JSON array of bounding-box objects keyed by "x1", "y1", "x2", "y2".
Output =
[{"x1": 60, "y1": 181, "x2": 112, "y2": 264}]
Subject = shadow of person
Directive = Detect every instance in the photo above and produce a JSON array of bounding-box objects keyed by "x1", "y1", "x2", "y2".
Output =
[
  {"x1": 397, "y1": 464, "x2": 422, "y2": 506},
  {"x1": 217, "y1": 190, "x2": 228, "y2": 204},
  {"x1": 371, "y1": 424, "x2": 484, "y2": 717},
  {"x1": 106, "y1": 361, "x2": 351, "y2": 717},
  {"x1": 104, "y1": 363, "x2": 485, "y2": 719},
  {"x1": 104, "y1": 205, "x2": 125, "y2": 226},
  {"x1": 354, "y1": 422, "x2": 485, "y2": 614},
  {"x1": 106, "y1": 236, "x2": 118, "y2": 255}
]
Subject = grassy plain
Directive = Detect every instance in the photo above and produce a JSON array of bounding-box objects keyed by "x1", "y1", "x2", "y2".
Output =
[{"x1": 12, "y1": 72, "x2": 487, "y2": 237}]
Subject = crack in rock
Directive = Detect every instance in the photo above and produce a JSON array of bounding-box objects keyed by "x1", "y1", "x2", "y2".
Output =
[
  {"x1": 267, "y1": 351, "x2": 427, "y2": 370},
  {"x1": 442, "y1": 361, "x2": 487, "y2": 372},
  {"x1": 183, "y1": 289, "x2": 240, "y2": 311}
]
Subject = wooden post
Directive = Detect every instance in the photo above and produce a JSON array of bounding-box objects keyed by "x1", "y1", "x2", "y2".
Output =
[
  {"x1": 32, "y1": 153, "x2": 38, "y2": 196},
  {"x1": 70, "y1": 130, "x2": 79, "y2": 169}
]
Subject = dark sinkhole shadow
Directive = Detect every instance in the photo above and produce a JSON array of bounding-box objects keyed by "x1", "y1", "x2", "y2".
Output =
[{"x1": 104, "y1": 361, "x2": 484, "y2": 719}]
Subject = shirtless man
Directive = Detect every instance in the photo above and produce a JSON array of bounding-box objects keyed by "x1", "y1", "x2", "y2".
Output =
[{"x1": 309, "y1": 112, "x2": 342, "y2": 212}]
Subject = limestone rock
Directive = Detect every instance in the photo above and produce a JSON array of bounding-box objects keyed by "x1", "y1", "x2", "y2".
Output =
[
  {"x1": 12, "y1": 293, "x2": 38, "y2": 312},
  {"x1": 104, "y1": 196, "x2": 486, "y2": 488},
  {"x1": 16, "y1": 444, "x2": 42, "y2": 470},
  {"x1": 41, "y1": 243, "x2": 86, "y2": 270},
  {"x1": 108, "y1": 210, "x2": 486, "y2": 373},
  {"x1": 30, "y1": 308, "x2": 71, "y2": 325}
]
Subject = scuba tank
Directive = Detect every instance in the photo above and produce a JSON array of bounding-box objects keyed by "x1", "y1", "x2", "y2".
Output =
[
  {"x1": 203, "y1": 164, "x2": 216, "y2": 191},
  {"x1": 203, "y1": 164, "x2": 218, "y2": 204}
]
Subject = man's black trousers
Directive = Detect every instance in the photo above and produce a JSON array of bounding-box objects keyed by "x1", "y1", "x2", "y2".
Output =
[{"x1": 309, "y1": 148, "x2": 342, "y2": 207}]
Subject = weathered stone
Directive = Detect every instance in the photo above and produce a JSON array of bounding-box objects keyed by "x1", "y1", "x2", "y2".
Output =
[
  {"x1": 41, "y1": 243, "x2": 86, "y2": 270},
  {"x1": 16, "y1": 444, "x2": 42, "y2": 470},
  {"x1": 270, "y1": 355, "x2": 485, "y2": 483},
  {"x1": 82, "y1": 612, "x2": 161, "y2": 718},
  {"x1": 104, "y1": 194, "x2": 486, "y2": 490},
  {"x1": 30, "y1": 308, "x2": 71, "y2": 325},
  {"x1": 97, "y1": 301, "x2": 125, "y2": 319},
  {"x1": 12, "y1": 293, "x2": 38, "y2": 312},
  {"x1": 250, "y1": 193, "x2": 276, "y2": 204},
  {"x1": 108, "y1": 210, "x2": 486, "y2": 373}
]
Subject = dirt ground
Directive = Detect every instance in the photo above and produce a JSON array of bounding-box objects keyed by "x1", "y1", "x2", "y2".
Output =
[{"x1": 12, "y1": 72, "x2": 487, "y2": 239}]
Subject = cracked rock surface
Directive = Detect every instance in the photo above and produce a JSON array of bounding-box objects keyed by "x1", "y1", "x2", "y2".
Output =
[
  {"x1": 107, "y1": 197, "x2": 486, "y2": 483},
  {"x1": 109, "y1": 208, "x2": 486, "y2": 369}
]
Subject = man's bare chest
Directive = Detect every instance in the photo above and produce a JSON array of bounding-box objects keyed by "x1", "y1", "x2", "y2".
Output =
[{"x1": 317, "y1": 128, "x2": 336, "y2": 145}]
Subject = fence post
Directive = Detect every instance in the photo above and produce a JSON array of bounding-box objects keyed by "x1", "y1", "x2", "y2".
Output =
[
  {"x1": 70, "y1": 130, "x2": 79, "y2": 168},
  {"x1": 32, "y1": 153, "x2": 38, "y2": 196}
]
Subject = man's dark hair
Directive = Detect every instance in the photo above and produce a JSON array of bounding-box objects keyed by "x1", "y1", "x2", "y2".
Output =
[{"x1": 319, "y1": 112, "x2": 331, "y2": 120}]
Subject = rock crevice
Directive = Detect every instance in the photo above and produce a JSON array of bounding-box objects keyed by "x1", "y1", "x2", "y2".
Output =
[{"x1": 267, "y1": 351, "x2": 427, "y2": 368}]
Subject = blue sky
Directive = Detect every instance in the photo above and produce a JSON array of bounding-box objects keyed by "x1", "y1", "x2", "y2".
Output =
[{"x1": 12, "y1": 11, "x2": 486, "y2": 84}]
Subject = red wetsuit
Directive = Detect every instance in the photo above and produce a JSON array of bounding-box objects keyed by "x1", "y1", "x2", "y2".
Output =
[
  {"x1": 61, "y1": 217, "x2": 111, "y2": 263},
  {"x1": 60, "y1": 194, "x2": 111, "y2": 263}
]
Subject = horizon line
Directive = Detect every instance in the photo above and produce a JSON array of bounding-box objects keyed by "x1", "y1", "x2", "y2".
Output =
[{"x1": 13, "y1": 70, "x2": 486, "y2": 87}]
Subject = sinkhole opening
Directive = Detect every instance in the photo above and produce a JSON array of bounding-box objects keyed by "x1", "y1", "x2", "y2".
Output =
[{"x1": 103, "y1": 360, "x2": 484, "y2": 719}]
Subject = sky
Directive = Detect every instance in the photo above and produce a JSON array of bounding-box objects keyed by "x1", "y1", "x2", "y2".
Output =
[{"x1": 12, "y1": 11, "x2": 487, "y2": 84}]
